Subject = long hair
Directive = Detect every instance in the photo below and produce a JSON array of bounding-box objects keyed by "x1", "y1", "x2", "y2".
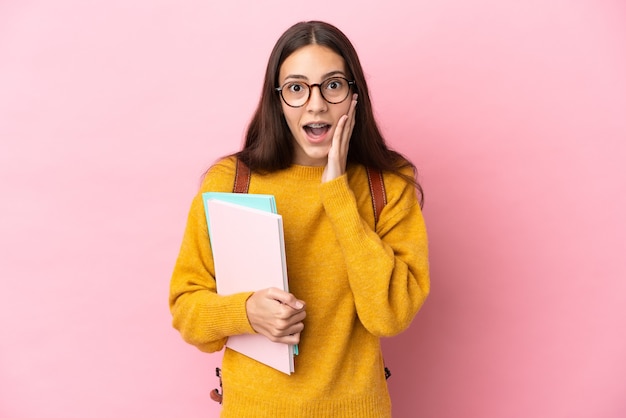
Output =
[{"x1": 236, "y1": 21, "x2": 423, "y2": 202}]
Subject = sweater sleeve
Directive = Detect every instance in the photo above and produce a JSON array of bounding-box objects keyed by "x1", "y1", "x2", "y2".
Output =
[
  {"x1": 319, "y1": 168, "x2": 430, "y2": 337},
  {"x1": 168, "y1": 159, "x2": 256, "y2": 352}
]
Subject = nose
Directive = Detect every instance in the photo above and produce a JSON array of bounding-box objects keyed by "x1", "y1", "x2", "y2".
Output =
[{"x1": 306, "y1": 84, "x2": 327, "y2": 112}]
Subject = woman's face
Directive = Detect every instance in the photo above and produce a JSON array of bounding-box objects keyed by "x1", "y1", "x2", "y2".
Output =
[{"x1": 278, "y1": 44, "x2": 352, "y2": 166}]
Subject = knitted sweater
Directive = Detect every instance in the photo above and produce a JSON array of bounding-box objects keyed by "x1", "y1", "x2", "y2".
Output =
[{"x1": 169, "y1": 156, "x2": 430, "y2": 418}]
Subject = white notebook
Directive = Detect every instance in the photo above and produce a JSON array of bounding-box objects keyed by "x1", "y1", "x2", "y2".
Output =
[{"x1": 205, "y1": 198, "x2": 294, "y2": 374}]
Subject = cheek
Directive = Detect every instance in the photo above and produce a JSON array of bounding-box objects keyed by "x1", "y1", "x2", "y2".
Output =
[
  {"x1": 282, "y1": 108, "x2": 301, "y2": 128},
  {"x1": 333, "y1": 102, "x2": 351, "y2": 119}
]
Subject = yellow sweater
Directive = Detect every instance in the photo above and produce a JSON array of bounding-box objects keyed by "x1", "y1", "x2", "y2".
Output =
[{"x1": 169, "y1": 156, "x2": 430, "y2": 418}]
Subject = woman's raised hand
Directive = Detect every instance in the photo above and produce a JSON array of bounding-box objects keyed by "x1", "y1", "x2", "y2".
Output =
[
  {"x1": 245, "y1": 287, "x2": 306, "y2": 345},
  {"x1": 322, "y1": 94, "x2": 358, "y2": 183}
]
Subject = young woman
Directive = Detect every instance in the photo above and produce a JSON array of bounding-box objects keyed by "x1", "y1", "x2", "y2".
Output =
[{"x1": 169, "y1": 20, "x2": 430, "y2": 417}]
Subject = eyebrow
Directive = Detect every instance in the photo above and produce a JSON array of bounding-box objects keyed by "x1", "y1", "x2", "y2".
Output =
[{"x1": 282, "y1": 70, "x2": 347, "y2": 82}]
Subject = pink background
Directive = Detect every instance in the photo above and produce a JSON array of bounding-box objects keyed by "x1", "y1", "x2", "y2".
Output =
[{"x1": 1, "y1": 1, "x2": 625, "y2": 417}]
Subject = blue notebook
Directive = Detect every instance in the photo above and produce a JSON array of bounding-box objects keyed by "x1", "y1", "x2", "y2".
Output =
[{"x1": 202, "y1": 192, "x2": 277, "y2": 239}]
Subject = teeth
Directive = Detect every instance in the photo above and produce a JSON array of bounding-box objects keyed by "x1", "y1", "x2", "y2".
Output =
[{"x1": 306, "y1": 123, "x2": 327, "y2": 128}]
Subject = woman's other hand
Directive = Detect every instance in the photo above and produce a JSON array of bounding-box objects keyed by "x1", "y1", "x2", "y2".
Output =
[{"x1": 322, "y1": 94, "x2": 358, "y2": 183}]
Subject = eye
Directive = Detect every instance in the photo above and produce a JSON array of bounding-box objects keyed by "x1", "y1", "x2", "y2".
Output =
[
  {"x1": 325, "y1": 78, "x2": 344, "y2": 90},
  {"x1": 286, "y1": 82, "x2": 306, "y2": 94}
]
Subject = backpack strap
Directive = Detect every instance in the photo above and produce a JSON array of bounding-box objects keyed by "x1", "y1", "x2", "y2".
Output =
[
  {"x1": 233, "y1": 158, "x2": 251, "y2": 193},
  {"x1": 366, "y1": 167, "x2": 387, "y2": 227},
  {"x1": 233, "y1": 159, "x2": 387, "y2": 226}
]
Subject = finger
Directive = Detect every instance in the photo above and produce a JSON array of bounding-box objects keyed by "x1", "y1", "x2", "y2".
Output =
[
  {"x1": 281, "y1": 309, "x2": 306, "y2": 323},
  {"x1": 340, "y1": 95, "x2": 358, "y2": 151},
  {"x1": 274, "y1": 332, "x2": 301, "y2": 345},
  {"x1": 273, "y1": 317, "x2": 305, "y2": 335},
  {"x1": 266, "y1": 287, "x2": 305, "y2": 311},
  {"x1": 266, "y1": 317, "x2": 304, "y2": 342},
  {"x1": 347, "y1": 93, "x2": 358, "y2": 121},
  {"x1": 273, "y1": 309, "x2": 306, "y2": 335},
  {"x1": 333, "y1": 114, "x2": 348, "y2": 148}
]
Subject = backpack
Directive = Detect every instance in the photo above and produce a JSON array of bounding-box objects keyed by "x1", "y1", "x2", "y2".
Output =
[{"x1": 209, "y1": 158, "x2": 389, "y2": 404}]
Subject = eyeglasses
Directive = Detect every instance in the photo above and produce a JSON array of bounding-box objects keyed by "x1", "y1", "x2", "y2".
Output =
[{"x1": 275, "y1": 77, "x2": 355, "y2": 108}]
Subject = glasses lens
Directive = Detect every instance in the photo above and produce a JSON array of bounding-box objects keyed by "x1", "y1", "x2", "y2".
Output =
[
  {"x1": 321, "y1": 78, "x2": 350, "y2": 104},
  {"x1": 282, "y1": 81, "x2": 309, "y2": 107}
]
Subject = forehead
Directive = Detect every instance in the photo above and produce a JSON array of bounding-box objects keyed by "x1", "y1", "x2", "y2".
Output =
[{"x1": 279, "y1": 44, "x2": 347, "y2": 82}]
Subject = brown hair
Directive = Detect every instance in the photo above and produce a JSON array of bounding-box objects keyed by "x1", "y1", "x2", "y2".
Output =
[{"x1": 236, "y1": 21, "x2": 423, "y2": 202}]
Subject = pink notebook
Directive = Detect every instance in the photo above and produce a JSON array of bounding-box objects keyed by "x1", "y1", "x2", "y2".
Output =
[{"x1": 205, "y1": 199, "x2": 294, "y2": 374}]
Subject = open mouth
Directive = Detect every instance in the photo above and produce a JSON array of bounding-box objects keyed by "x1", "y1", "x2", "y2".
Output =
[{"x1": 303, "y1": 123, "x2": 331, "y2": 138}]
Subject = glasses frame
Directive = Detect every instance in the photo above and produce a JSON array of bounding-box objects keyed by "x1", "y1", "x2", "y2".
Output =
[{"x1": 275, "y1": 77, "x2": 356, "y2": 108}]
